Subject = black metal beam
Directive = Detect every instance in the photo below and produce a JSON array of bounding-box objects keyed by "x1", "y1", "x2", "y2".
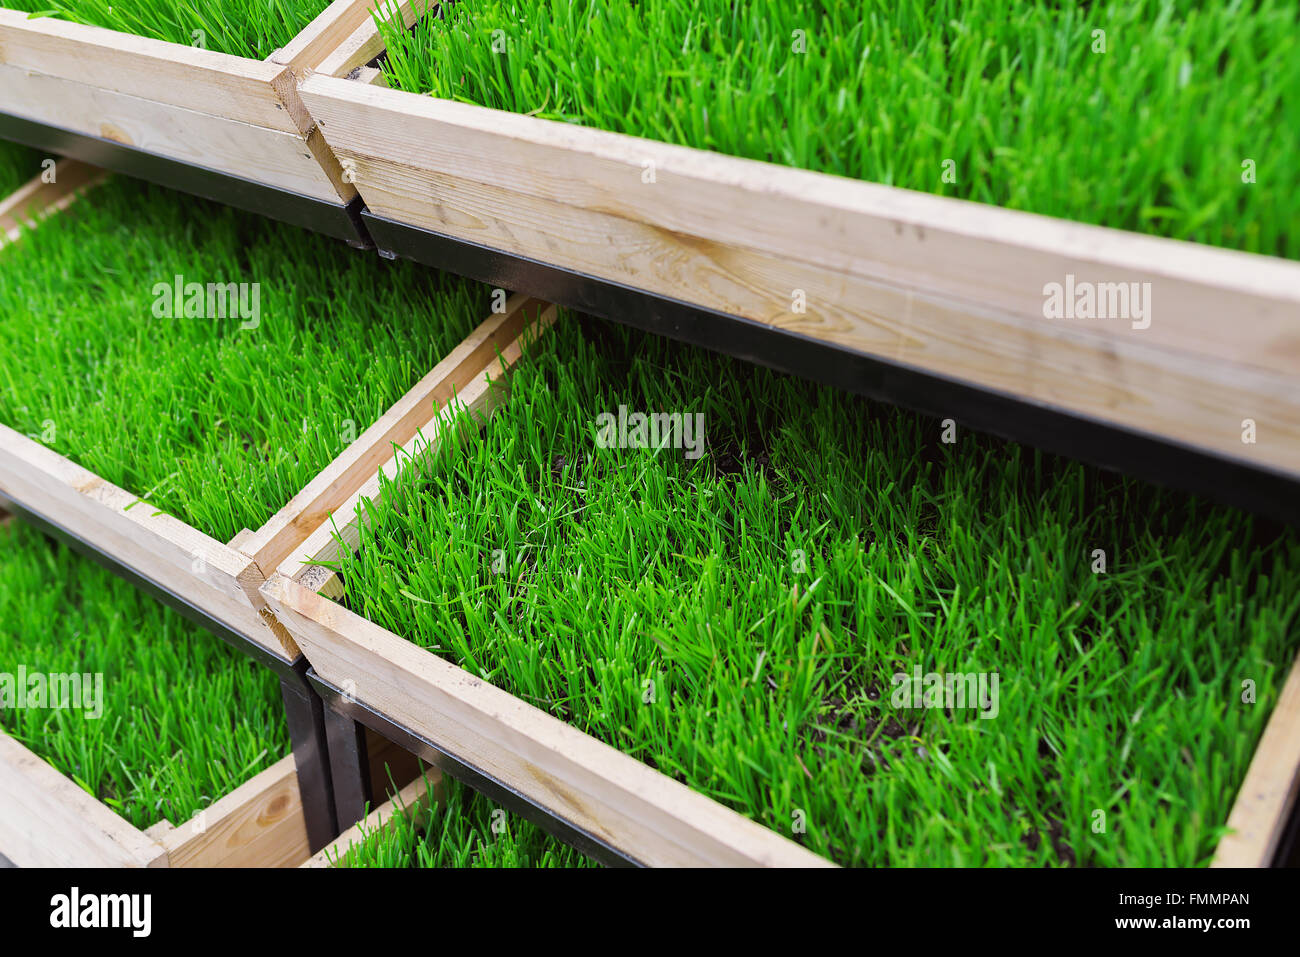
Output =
[
  {"x1": 322, "y1": 703, "x2": 372, "y2": 832},
  {"x1": 1272, "y1": 797, "x2": 1300, "y2": 868},
  {"x1": 363, "y1": 210, "x2": 1300, "y2": 529},
  {"x1": 279, "y1": 670, "x2": 339, "y2": 853},
  {"x1": 307, "y1": 668, "x2": 641, "y2": 868},
  {"x1": 0, "y1": 111, "x2": 371, "y2": 247}
]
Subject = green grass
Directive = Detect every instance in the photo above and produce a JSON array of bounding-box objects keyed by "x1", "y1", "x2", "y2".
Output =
[
  {"x1": 0, "y1": 519, "x2": 287, "y2": 828},
  {"x1": 0, "y1": 140, "x2": 43, "y2": 201},
  {"x1": 0, "y1": 176, "x2": 493, "y2": 544},
  {"x1": 7, "y1": 0, "x2": 331, "y2": 58},
  {"x1": 335, "y1": 316, "x2": 1300, "y2": 867},
  {"x1": 338, "y1": 776, "x2": 594, "y2": 867},
  {"x1": 378, "y1": 0, "x2": 1300, "y2": 258}
]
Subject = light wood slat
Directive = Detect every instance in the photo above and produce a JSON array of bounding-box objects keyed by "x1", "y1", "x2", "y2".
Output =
[
  {"x1": 314, "y1": 0, "x2": 419, "y2": 79},
  {"x1": 351, "y1": 65, "x2": 386, "y2": 86},
  {"x1": 345, "y1": 158, "x2": 1300, "y2": 473},
  {"x1": 0, "y1": 65, "x2": 340, "y2": 202},
  {"x1": 0, "y1": 9, "x2": 300, "y2": 133},
  {"x1": 301, "y1": 77, "x2": 1300, "y2": 374},
  {"x1": 262, "y1": 575, "x2": 833, "y2": 868},
  {"x1": 273, "y1": 0, "x2": 406, "y2": 73},
  {"x1": 301, "y1": 772, "x2": 439, "y2": 867},
  {"x1": 158, "y1": 755, "x2": 311, "y2": 868},
  {"x1": 0, "y1": 156, "x2": 105, "y2": 244},
  {"x1": 0, "y1": 731, "x2": 167, "y2": 867},
  {"x1": 1213, "y1": 649, "x2": 1300, "y2": 867},
  {"x1": 241, "y1": 295, "x2": 547, "y2": 579},
  {"x1": 276, "y1": 305, "x2": 555, "y2": 596},
  {"x1": 0, "y1": 424, "x2": 298, "y2": 659},
  {"x1": 267, "y1": 0, "x2": 416, "y2": 201},
  {"x1": 301, "y1": 76, "x2": 1300, "y2": 475}
]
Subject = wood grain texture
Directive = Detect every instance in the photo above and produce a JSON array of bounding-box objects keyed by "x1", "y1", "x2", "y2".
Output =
[
  {"x1": 262, "y1": 574, "x2": 833, "y2": 868},
  {"x1": 0, "y1": 424, "x2": 298, "y2": 659},
  {"x1": 301, "y1": 771, "x2": 439, "y2": 867},
  {"x1": 243, "y1": 295, "x2": 547, "y2": 578},
  {"x1": 273, "y1": 0, "x2": 408, "y2": 74},
  {"x1": 0, "y1": 9, "x2": 298, "y2": 132},
  {"x1": 0, "y1": 731, "x2": 167, "y2": 867},
  {"x1": 313, "y1": 0, "x2": 420, "y2": 79},
  {"x1": 1213, "y1": 649, "x2": 1300, "y2": 868},
  {"x1": 275, "y1": 305, "x2": 555, "y2": 591},
  {"x1": 160, "y1": 755, "x2": 311, "y2": 867},
  {"x1": 0, "y1": 64, "x2": 341, "y2": 201},
  {"x1": 0, "y1": 155, "x2": 105, "y2": 244},
  {"x1": 301, "y1": 76, "x2": 1300, "y2": 476},
  {"x1": 267, "y1": 0, "x2": 418, "y2": 207}
]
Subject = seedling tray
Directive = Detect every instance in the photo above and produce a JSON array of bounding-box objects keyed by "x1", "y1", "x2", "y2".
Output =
[{"x1": 266, "y1": 317, "x2": 1300, "y2": 868}]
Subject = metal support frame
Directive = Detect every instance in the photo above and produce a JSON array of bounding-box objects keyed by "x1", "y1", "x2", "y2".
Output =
[
  {"x1": 322, "y1": 702, "x2": 372, "y2": 831},
  {"x1": 1273, "y1": 799, "x2": 1300, "y2": 868},
  {"x1": 0, "y1": 491, "x2": 352, "y2": 854},
  {"x1": 279, "y1": 667, "x2": 340, "y2": 853},
  {"x1": 308, "y1": 668, "x2": 641, "y2": 867},
  {"x1": 0, "y1": 111, "x2": 371, "y2": 247}
]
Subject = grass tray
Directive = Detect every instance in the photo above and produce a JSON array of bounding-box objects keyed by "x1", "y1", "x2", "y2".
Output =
[
  {"x1": 0, "y1": 176, "x2": 484, "y2": 544},
  {"x1": 313, "y1": 317, "x2": 1299, "y2": 867},
  {"x1": 0, "y1": 173, "x2": 503, "y2": 660},
  {"x1": 7, "y1": 0, "x2": 332, "y2": 58},
  {"x1": 0, "y1": 519, "x2": 296, "y2": 864},
  {"x1": 377, "y1": 0, "x2": 1298, "y2": 258},
  {"x1": 312, "y1": 775, "x2": 594, "y2": 868}
]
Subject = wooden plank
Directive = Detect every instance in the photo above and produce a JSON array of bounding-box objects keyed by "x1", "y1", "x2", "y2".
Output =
[
  {"x1": 1213, "y1": 649, "x2": 1300, "y2": 868},
  {"x1": 0, "y1": 424, "x2": 298, "y2": 659},
  {"x1": 0, "y1": 65, "x2": 340, "y2": 202},
  {"x1": 351, "y1": 65, "x2": 385, "y2": 87},
  {"x1": 301, "y1": 772, "x2": 439, "y2": 867},
  {"x1": 274, "y1": 0, "x2": 414, "y2": 75},
  {"x1": 0, "y1": 10, "x2": 300, "y2": 133},
  {"x1": 301, "y1": 76, "x2": 1300, "y2": 476},
  {"x1": 266, "y1": 0, "x2": 416, "y2": 208},
  {"x1": 0, "y1": 731, "x2": 167, "y2": 867},
  {"x1": 159, "y1": 755, "x2": 312, "y2": 867},
  {"x1": 314, "y1": 0, "x2": 420, "y2": 79},
  {"x1": 277, "y1": 304, "x2": 555, "y2": 595},
  {"x1": 0, "y1": 156, "x2": 105, "y2": 244},
  {"x1": 262, "y1": 575, "x2": 832, "y2": 868},
  {"x1": 240, "y1": 296, "x2": 547, "y2": 579}
]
